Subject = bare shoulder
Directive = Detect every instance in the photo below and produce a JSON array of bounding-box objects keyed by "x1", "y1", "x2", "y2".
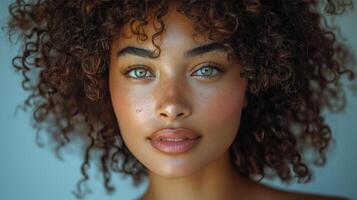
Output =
[{"x1": 253, "y1": 183, "x2": 350, "y2": 200}]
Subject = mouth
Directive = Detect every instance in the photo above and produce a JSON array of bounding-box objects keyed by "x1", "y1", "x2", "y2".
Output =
[{"x1": 148, "y1": 128, "x2": 202, "y2": 154}]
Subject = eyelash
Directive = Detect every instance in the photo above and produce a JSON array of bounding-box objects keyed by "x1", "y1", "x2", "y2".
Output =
[{"x1": 122, "y1": 63, "x2": 224, "y2": 80}]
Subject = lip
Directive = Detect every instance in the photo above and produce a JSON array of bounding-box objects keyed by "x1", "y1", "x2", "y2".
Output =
[{"x1": 148, "y1": 128, "x2": 202, "y2": 154}]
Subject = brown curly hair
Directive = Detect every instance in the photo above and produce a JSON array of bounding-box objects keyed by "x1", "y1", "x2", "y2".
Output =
[{"x1": 6, "y1": 0, "x2": 356, "y2": 199}]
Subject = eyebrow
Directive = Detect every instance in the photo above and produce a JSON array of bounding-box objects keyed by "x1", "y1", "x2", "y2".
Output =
[{"x1": 116, "y1": 42, "x2": 227, "y2": 58}]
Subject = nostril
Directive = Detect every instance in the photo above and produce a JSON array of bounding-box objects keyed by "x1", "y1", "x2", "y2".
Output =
[{"x1": 177, "y1": 113, "x2": 184, "y2": 117}]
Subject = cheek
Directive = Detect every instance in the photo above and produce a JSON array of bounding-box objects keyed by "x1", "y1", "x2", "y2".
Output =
[
  {"x1": 200, "y1": 86, "x2": 245, "y2": 126},
  {"x1": 194, "y1": 83, "x2": 246, "y2": 162},
  {"x1": 109, "y1": 76, "x2": 149, "y2": 134},
  {"x1": 110, "y1": 90, "x2": 150, "y2": 131}
]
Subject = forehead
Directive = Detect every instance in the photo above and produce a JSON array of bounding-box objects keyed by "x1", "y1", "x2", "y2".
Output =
[{"x1": 113, "y1": 2, "x2": 210, "y2": 50}]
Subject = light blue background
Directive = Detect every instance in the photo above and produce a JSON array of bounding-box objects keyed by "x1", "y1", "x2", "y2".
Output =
[{"x1": 1, "y1": 1, "x2": 356, "y2": 200}]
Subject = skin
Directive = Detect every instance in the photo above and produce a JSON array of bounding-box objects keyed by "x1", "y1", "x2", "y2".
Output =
[{"x1": 109, "y1": 1, "x2": 348, "y2": 200}]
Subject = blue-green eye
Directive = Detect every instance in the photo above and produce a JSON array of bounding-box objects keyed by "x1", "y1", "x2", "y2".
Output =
[
  {"x1": 191, "y1": 64, "x2": 223, "y2": 79},
  {"x1": 123, "y1": 63, "x2": 224, "y2": 80},
  {"x1": 124, "y1": 65, "x2": 155, "y2": 79}
]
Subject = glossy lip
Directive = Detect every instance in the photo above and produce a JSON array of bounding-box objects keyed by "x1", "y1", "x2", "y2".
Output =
[
  {"x1": 148, "y1": 128, "x2": 202, "y2": 154},
  {"x1": 148, "y1": 127, "x2": 201, "y2": 141}
]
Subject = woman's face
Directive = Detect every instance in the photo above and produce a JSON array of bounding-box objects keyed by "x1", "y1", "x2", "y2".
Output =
[{"x1": 109, "y1": 4, "x2": 248, "y2": 178}]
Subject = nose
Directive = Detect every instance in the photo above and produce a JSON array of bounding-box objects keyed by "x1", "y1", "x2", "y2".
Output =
[
  {"x1": 158, "y1": 104, "x2": 191, "y2": 122},
  {"x1": 155, "y1": 79, "x2": 191, "y2": 122}
]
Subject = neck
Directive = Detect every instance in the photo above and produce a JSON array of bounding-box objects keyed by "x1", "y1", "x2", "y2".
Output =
[{"x1": 140, "y1": 150, "x2": 253, "y2": 200}]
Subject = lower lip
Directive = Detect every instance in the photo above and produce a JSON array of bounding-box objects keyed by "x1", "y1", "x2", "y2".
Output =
[{"x1": 149, "y1": 137, "x2": 201, "y2": 154}]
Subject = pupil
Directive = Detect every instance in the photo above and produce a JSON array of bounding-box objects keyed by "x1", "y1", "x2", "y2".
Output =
[
  {"x1": 203, "y1": 67, "x2": 212, "y2": 76},
  {"x1": 136, "y1": 69, "x2": 146, "y2": 77}
]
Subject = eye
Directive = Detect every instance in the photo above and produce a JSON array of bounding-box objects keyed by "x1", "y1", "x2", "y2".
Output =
[
  {"x1": 122, "y1": 63, "x2": 224, "y2": 80},
  {"x1": 191, "y1": 63, "x2": 224, "y2": 79},
  {"x1": 123, "y1": 65, "x2": 155, "y2": 80}
]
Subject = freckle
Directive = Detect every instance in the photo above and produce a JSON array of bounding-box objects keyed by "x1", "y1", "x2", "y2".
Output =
[{"x1": 136, "y1": 109, "x2": 142, "y2": 113}]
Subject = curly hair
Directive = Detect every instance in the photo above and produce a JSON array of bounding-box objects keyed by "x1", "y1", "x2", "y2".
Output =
[{"x1": 6, "y1": 0, "x2": 356, "y2": 199}]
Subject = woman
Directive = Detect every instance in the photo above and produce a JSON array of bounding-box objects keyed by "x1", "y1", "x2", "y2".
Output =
[{"x1": 7, "y1": 0, "x2": 355, "y2": 199}]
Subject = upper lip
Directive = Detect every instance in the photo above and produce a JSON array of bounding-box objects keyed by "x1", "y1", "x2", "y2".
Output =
[{"x1": 148, "y1": 127, "x2": 201, "y2": 141}]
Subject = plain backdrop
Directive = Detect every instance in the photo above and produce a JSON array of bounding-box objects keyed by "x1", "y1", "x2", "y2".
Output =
[{"x1": 1, "y1": 1, "x2": 357, "y2": 200}]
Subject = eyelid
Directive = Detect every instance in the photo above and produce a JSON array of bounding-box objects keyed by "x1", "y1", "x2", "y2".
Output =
[{"x1": 121, "y1": 64, "x2": 150, "y2": 74}]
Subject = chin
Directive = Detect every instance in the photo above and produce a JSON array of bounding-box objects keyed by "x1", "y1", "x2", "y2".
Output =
[{"x1": 148, "y1": 160, "x2": 204, "y2": 178}]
